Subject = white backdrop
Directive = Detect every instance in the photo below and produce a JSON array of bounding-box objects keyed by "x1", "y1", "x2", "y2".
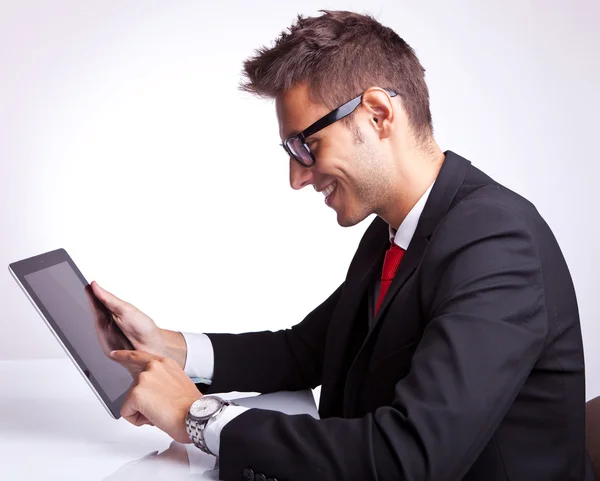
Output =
[{"x1": 1, "y1": 0, "x2": 599, "y2": 397}]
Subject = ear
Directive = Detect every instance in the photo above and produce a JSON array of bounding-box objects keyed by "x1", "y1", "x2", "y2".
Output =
[{"x1": 360, "y1": 88, "x2": 396, "y2": 139}]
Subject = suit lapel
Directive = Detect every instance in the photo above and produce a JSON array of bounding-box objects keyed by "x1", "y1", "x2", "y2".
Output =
[
  {"x1": 341, "y1": 232, "x2": 427, "y2": 415},
  {"x1": 318, "y1": 218, "x2": 388, "y2": 417},
  {"x1": 367, "y1": 282, "x2": 376, "y2": 328}
]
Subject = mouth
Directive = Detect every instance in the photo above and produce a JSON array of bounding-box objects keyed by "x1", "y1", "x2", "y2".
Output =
[{"x1": 320, "y1": 181, "x2": 338, "y2": 206}]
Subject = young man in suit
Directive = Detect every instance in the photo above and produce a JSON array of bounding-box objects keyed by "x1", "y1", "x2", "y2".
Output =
[{"x1": 93, "y1": 10, "x2": 594, "y2": 481}]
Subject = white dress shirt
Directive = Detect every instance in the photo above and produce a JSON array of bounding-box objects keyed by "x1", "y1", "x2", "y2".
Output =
[{"x1": 180, "y1": 181, "x2": 435, "y2": 456}]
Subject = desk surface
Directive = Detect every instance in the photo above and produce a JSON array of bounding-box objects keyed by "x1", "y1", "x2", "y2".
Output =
[{"x1": 0, "y1": 358, "x2": 318, "y2": 481}]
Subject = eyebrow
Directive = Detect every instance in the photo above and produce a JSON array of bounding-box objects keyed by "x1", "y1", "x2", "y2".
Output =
[
  {"x1": 282, "y1": 131, "x2": 318, "y2": 144},
  {"x1": 286, "y1": 131, "x2": 321, "y2": 142}
]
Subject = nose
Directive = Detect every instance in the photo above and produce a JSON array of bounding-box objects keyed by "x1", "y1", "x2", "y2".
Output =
[{"x1": 289, "y1": 157, "x2": 315, "y2": 190}]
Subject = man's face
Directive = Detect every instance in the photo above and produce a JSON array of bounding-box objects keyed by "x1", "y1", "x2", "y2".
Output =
[{"x1": 276, "y1": 84, "x2": 391, "y2": 227}]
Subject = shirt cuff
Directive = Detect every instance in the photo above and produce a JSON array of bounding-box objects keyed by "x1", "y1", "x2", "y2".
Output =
[
  {"x1": 181, "y1": 332, "x2": 215, "y2": 385},
  {"x1": 203, "y1": 405, "x2": 250, "y2": 456}
]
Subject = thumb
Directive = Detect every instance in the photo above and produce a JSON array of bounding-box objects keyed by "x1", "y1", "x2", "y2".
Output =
[{"x1": 91, "y1": 281, "x2": 128, "y2": 315}]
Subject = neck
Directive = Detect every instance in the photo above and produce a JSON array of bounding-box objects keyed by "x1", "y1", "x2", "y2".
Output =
[{"x1": 378, "y1": 139, "x2": 444, "y2": 229}]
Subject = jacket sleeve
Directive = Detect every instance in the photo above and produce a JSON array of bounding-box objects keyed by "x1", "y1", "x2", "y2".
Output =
[
  {"x1": 200, "y1": 282, "x2": 345, "y2": 394},
  {"x1": 215, "y1": 199, "x2": 549, "y2": 481}
]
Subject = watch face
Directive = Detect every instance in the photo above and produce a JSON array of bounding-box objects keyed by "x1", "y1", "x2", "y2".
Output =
[{"x1": 190, "y1": 397, "x2": 222, "y2": 419}]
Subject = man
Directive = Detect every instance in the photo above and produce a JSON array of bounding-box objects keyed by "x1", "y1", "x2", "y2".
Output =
[{"x1": 92, "y1": 10, "x2": 594, "y2": 481}]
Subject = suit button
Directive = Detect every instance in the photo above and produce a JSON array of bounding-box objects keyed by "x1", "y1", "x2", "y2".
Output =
[
  {"x1": 255, "y1": 474, "x2": 267, "y2": 481},
  {"x1": 243, "y1": 468, "x2": 255, "y2": 481}
]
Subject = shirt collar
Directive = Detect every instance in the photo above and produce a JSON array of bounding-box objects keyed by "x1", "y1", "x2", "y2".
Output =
[{"x1": 389, "y1": 182, "x2": 435, "y2": 249}]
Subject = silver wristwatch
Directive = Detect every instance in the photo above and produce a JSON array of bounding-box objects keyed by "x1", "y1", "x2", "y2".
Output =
[{"x1": 185, "y1": 395, "x2": 238, "y2": 455}]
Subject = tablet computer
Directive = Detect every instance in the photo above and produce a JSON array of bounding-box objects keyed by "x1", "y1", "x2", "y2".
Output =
[{"x1": 9, "y1": 248, "x2": 134, "y2": 419}]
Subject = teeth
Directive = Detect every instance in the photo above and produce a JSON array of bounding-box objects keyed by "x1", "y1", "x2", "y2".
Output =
[{"x1": 322, "y1": 181, "x2": 337, "y2": 198}]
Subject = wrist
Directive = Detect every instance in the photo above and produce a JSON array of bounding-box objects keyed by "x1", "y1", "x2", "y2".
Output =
[
  {"x1": 186, "y1": 396, "x2": 238, "y2": 456},
  {"x1": 159, "y1": 329, "x2": 188, "y2": 370}
]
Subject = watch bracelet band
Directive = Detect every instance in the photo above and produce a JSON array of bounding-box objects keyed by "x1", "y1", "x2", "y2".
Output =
[
  {"x1": 186, "y1": 416, "x2": 212, "y2": 455},
  {"x1": 186, "y1": 398, "x2": 238, "y2": 456}
]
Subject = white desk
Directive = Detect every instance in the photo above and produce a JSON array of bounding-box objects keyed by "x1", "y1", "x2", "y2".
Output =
[{"x1": 0, "y1": 359, "x2": 318, "y2": 480}]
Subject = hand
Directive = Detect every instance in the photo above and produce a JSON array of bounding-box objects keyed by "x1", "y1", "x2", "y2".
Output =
[
  {"x1": 91, "y1": 281, "x2": 187, "y2": 369},
  {"x1": 85, "y1": 285, "x2": 144, "y2": 379},
  {"x1": 85, "y1": 285, "x2": 133, "y2": 354},
  {"x1": 110, "y1": 349, "x2": 201, "y2": 444}
]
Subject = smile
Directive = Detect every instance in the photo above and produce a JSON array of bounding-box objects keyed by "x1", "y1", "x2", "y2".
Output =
[{"x1": 321, "y1": 181, "x2": 337, "y2": 205}]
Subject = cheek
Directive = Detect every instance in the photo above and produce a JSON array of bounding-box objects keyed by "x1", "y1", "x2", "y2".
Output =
[{"x1": 315, "y1": 139, "x2": 349, "y2": 170}]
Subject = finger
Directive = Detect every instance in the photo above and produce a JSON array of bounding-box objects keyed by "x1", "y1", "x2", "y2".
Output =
[
  {"x1": 85, "y1": 286, "x2": 105, "y2": 322},
  {"x1": 110, "y1": 349, "x2": 163, "y2": 367},
  {"x1": 121, "y1": 387, "x2": 142, "y2": 422},
  {"x1": 121, "y1": 388, "x2": 155, "y2": 427},
  {"x1": 91, "y1": 281, "x2": 129, "y2": 316},
  {"x1": 127, "y1": 412, "x2": 153, "y2": 427}
]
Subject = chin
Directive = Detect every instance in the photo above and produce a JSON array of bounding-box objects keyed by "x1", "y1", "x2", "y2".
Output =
[
  {"x1": 336, "y1": 207, "x2": 369, "y2": 228},
  {"x1": 337, "y1": 216, "x2": 356, "y2": 227}
]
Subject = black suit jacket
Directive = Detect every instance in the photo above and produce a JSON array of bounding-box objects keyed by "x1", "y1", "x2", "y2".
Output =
[{"x1": 202, "y1": 151, "x2": 594, "y2": 481}]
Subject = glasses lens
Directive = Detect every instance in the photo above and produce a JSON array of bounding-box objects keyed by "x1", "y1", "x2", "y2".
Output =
[{"x1": 286, "y1": 137, "x2": 314, "y2": 166}]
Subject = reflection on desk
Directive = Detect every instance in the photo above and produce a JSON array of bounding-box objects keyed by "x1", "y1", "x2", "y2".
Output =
[
  {"x1": 0, "y1": 358, "x2": 318, "y2": 481},
  {"x1": 103, "y1": 441, "x2": 219, "y2": 481}
]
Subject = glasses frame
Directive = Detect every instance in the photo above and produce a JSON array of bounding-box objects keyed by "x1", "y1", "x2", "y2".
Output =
[{"x1": 281, "y1": 89, "x2": 398, "y2": 167}]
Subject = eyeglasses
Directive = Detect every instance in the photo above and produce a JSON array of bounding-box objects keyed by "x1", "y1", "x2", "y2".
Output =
[{"x1": 280, "y1": 89, "x2": 398, "y2": 167}]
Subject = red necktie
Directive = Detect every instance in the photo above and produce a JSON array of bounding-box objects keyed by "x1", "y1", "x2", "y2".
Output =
[{"x1": 375, "y1": 243, "x2": 405, "y2": 315}]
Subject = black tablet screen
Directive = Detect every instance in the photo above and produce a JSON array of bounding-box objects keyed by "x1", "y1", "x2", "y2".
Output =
[{"x1": 25, "y1": 261, "x2": 133, "y2": 402}]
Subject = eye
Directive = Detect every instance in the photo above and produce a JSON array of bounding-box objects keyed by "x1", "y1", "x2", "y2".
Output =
[{"x1": 306, "y1": 139, "x2": 319, "y2": 151}]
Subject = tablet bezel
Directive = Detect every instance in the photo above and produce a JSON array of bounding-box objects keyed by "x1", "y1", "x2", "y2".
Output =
[{"x1": 9, "y1": 248, "x2": 131, "y2": 419}]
